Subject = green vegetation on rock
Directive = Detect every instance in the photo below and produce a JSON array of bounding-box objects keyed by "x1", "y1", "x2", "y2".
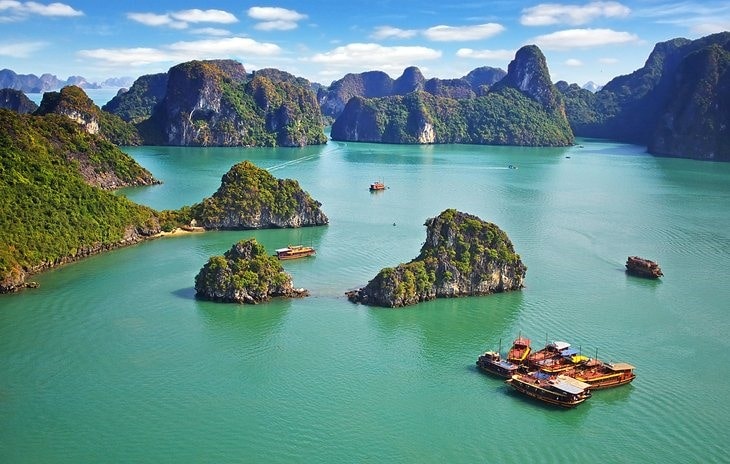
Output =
[
  {"x1": 0, "y1": 109, "x2": 159, "y2": 292},
  {"x1": 194, "y1": 238, "x2": 306, "y2": 304}
]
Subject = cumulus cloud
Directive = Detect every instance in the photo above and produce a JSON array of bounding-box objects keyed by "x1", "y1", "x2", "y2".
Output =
[
  {"x1": 565, "y1": 58, "x2": 583, "y2": 66},
  {"x1": 127, "y1": 8, "x2": 238, "y2": 29},
  {"x1": 191, "y1": 27, "x2": 232, "y2": 37},
  {"x1": 371, "y1": 26, "x2": 418, "y2": 40},
  {"x1": 309, "y1": 43, "x2": 441, "y2": 74},
  {"x1": 78, "y1": 37, "x2": 280, "y2": 68},
  {"x1": 690, "y1": 20, "x2": 730, "y2": 35},
  {"x1": 247, "y1": 6, "x2": 307, "y2": 31},
  {"x1": 0, "y1": 40, "x2": 47, "y2": 57},
  {"x1": 0, "y1": 1, "x2": 82, "y2": 21},
  {"x1": 423, "y1": 23, "x2": 505, "y2": 41},
  {"x1": 521, "y1": 1, "x2": 630, "y2": 26},
  {"x1": 456, "y1": 48, "x2": 515, "y2": 60},
  {"x1": 532, "y1": 28, "x2": 640, "y2": 50}
]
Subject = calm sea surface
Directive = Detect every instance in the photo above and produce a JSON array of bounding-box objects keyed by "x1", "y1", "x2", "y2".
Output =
[{"x1": 1, "y1": 138, "x2": 729, "y2": 463}]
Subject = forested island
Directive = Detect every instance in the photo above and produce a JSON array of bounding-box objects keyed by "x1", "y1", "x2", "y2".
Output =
[{"x1": 346, "y1": 209, "x2": 526, "y2": 308}]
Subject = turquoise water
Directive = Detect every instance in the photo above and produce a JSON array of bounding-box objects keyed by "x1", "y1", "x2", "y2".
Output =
[{"x1": 2, "y1": 139, "x2": 729, "y2": 462}]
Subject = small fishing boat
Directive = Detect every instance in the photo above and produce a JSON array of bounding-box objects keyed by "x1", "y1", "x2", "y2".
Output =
[
  {"x1": 506, "y1": 336, "x2": 531, "y2": 364},
  {"x1": 476, "y1": 350, "x2": 520, "y2": 378},
  {"x1": 566, "y1": 360, "x2": 636, "y2": 390},
  {"x1": 274, "y1": 245, "x2": 316, "y2": 260},
  {"x1": 526, "y1": 341, "x2": 572, "y2": 369},
  {"x1": 369, "y1": 181, "x2": 386, "y2": 191},
  {"x1": 626, "y1": 256, "x2": 663, "y2": 278},
  {"x1": 506, "y1": 372, "x2": 592, "y2": 408}
]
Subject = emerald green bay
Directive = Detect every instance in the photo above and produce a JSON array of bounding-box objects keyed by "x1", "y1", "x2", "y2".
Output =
[{"x1": 1, "y1": 139, "x2": 729, "y2": 463}]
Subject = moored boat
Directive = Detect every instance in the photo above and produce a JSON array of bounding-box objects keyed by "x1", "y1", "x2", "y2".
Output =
[
  {"x1": 369, "y1": 181, "x2": 385, "y2": 191},
  {"x1": 476, "y1": 350, "x2": 520, "y2": 378},
  {"x1": 275, "y1": 245, "x2": 316, "y2": 260},
  {"x1": 506, "y1": 336, "x2": 531, "y2": 364},
  {"x1": 506, "y1": 372, "x2": 592, "y2": 408},
  {"x1": 566, "y1": 360, "x2": 636, "y2": 389},
  {"x1": 526, "y1": 341, "x2": 571, "y2": 369},
  {"x1": 536, "y1": 347, "x2": 590, "y2": 374}
]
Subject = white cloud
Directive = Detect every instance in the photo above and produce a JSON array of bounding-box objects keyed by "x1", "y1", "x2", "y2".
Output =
[
  {"x1": 78, "y1": 37, "x2": 281, "y2": 69},
  {"x1": 521, "y1": 1, "x2": 630, "y2": 26},
  {"x1": 128, "y1": 9, "x2": 237, "y2": 29},
  {"x1": 371, "y1": 26, "x2": 418, "y2": 40},
  {"x1": 309, "y1": 43, "x2": 441, "y2": 74},
  {"x1": 168, "y1": 37, "x2": 280, "y2": 56},
  {"x1": 0, "y1": 39, "x2": 46, "y2": 57},
  {"x1": 0, "y1": 1, "x2": 82, "y2": 21},
  {"x1": 565, "y1": 58, "x2": 583, "y2": 66},
  {"x1": 170, "y1": 9, "x2": 237, "y2": 24},
  {"x1": 423, "y1": 23, "x2": 505, "y2": 41},
  {"x1": 247, "y1": 6, "x2": 307, "y2": 31},
  {"x1": 690, "y1": 20, "x2": 730, "y2": 35},
  {"x1": 599, "y1": 57, "x2": 618, "y2": 64},
  {"x1": 127, "y1": 12, "x2": 185, "y2": 28},
  {"x1": 456, "y1": 48, "x2": 515, "y2": 60},
  {"x1": 191, "y1": 27, "x2": 232, "y2": 37},
  {"x1": 532, "y1": 28, "x2": 640, "y2": 50}
]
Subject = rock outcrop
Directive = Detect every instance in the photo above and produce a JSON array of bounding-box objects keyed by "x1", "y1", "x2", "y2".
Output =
[
  {"x1": 194, "y1": 239, "x2": 308, "y2": 304},
  {"x1": 121, "y1": 60, "x2": 327, "y2": 147},
  {"x1": 319, "y1": 66, "x2": 506, "y2": 120},
  {"x1": 34, "y1": 85, "x2": 142, "y2": 146},
  {"x1": 0, "y1": 88, "x2": 38, "y2": 114},
  {"x1": 559, "y1": 32, "x2": 730, "y2": 161},
  {"x1": 331, "y1": 45, "x2": 573, "y2": 146},
  {"x1": 346, "y1": 209, "x2": 526, "y2": 308},
  {"x1": 189, "y1": 160, "x2": 328, "y2": 230},
  {"x1": 102, "y1": 72, "x2": 168, "y2": 123}
]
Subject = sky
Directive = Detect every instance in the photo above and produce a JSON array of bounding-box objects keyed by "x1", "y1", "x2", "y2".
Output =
[{"x1": 1, "y1": 0, "x2": 729, "y2": 88}]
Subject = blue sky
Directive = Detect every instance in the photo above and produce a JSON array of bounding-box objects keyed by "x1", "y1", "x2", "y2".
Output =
[{"x1": 1, "y1": 0, "x2": 729, "y2": 87}]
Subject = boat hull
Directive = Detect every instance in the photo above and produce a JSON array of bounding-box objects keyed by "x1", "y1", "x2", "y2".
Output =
[{"x1": 506, "y1": 375, "x2": 591, "y2": 408}]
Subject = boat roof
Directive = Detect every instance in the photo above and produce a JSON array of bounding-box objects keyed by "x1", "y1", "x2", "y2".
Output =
[
  {"x1": 553, "y1": 375, "x2": 591, "y2": 393},
  {"x1": 275, "y1": 248, "x2": 292, "y2": 253},
  {"x1": 548, "y1": 341, "x2": 571, "y2": 351},
  {"x1": 513, "y1": 336, "x2": 530, "y2": 345},
  {"x1": 607, "y1": 362, "x2": 635, "y2": 371},
  {"x1": 561, "y1": 348, "x2": 580, "y2": 357}
]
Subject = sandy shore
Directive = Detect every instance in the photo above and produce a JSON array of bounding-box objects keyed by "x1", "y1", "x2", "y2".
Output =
[{"x1": 153, "y1": 226, "x2": 207, "y2": 238}]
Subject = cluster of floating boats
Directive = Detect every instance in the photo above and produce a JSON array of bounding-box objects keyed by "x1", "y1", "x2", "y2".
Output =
[{"x1": 476, "y1": 336, "x2": 636, "y2": 408}]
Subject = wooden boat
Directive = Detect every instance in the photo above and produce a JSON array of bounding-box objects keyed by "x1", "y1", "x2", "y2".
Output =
[
  {"x1": 506, "y1": 336, "x2": 531, "y2": 364},
  {"x1": 476, "y1": 350, "x2": 520, "y2": 379},
  {"x1": 625, "y1": 256, "x2": 663, "y2": 278},
  {"x1": 537, "y1": 348, "x2": 590, "y2": 374},
  {"x1": 369, "y1": 181, "x2": 385, "y2": 191},
  {"x1": 566, "y1": 360, "x2": 636, "y2": 389},
  {"x1": 506, "y1": 372, "x2": 592, "y2": 408},
  {"x1": 274, "y1": 245, "x2": 316, "y2": 260},
  {"x1": 526, "y1": 341, "x2": 572, "y2": 369}
]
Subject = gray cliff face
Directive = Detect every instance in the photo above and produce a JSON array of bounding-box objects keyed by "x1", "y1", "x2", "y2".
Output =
[
  {"x1": 0, "y1": 89, "x2": 38, "y2": 114},
  {"x1": 494, "y1": 45, "x2": 562, "y2": 112},
  {"x1": 160, "y1": 60, "x2": 235, "y2": 146},
  {"x1": 347, "y1": 209, "x2": 526, "y2": 308}
]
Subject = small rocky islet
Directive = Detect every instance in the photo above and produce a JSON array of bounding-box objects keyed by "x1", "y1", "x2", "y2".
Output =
[
  {"x1": 195, "y1": 238, "x2": 308, "y2": 304},
  {"x1": 346, "y1": 209, "x2": 526, "y2": 308}
]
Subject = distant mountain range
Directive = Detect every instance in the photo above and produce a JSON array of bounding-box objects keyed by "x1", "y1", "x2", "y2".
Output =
[
  {"x1": 0, "y1": 69, "x2": 134, "y2": 92},
  {"x1": 1, "y1": 32, "x2": 728, "y2": 160}
]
